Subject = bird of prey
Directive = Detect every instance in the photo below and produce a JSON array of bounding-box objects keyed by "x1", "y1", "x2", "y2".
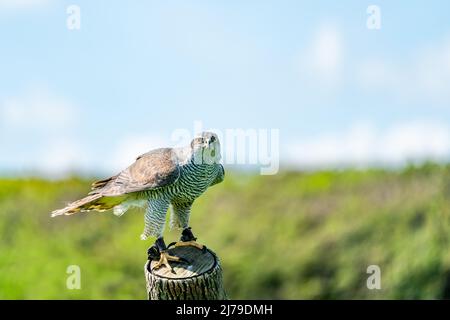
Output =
[{"x1": 52, "y1": 132, "x2": 224, "y2": 271}]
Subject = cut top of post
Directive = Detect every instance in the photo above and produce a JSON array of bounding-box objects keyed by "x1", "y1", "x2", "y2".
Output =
[{"x1": 147, "y1": 246, "x2": 217, "y2": 279}]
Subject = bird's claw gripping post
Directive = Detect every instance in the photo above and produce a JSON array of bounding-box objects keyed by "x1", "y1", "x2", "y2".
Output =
[
  {"x1": 147, "y1": 244, "x2": 160, "y2": 261},
  {"x1": 168, "y1": 227, "x2": 207, "y2": 253},
  {"x1": 148, "y1": 237, "x2": 188, "y2": 274}
]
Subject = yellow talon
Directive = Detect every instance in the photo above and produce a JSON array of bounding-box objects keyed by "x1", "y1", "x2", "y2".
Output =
[
  {"x1": 174, "y1": 240, "x2": 205, "y2": 251},
  {"x1": 152, "y1": 251, "x2": 182, "y2": 272}
]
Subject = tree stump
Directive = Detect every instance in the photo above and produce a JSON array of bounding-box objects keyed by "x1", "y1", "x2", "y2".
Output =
[{"x1": 144, "y1": 246, "x2": 227, "y2": 300}]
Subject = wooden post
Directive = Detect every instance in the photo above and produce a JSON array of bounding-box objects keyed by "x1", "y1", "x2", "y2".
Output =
[{"x1": 144, "y1": 246, "x2": 227, "y2": 300}]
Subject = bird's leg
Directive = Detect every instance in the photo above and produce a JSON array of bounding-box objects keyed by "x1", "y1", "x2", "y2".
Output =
[
  {"x1": 149, "y1": 237, "x2": 187, "y2": 272},
  {"x1": 170, "y1": 227, "x2": 207, "y2": 252}
]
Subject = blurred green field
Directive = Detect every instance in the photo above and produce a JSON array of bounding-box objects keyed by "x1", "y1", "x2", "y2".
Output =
[{"x1": 1, "y1": 163, "x2": 450, "y2": 299}]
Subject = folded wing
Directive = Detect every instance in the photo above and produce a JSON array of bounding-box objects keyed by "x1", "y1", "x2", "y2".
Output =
[{"x1": 51, "y1": 148, "x2": 180, "y2": 217}]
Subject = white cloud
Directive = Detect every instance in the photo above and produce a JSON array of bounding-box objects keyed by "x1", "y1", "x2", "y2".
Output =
[
  {"x1": 310, "y1": 26, "x2": 342, "y2": 74},
  {"x1": 0, "y1": 87, "x2": 78, "y2": 130},
  {"x1": 0, "y1": 137, "x2": 90, "y2": 178},
  {"x1": 0, "y1": 86, "x2": 83, "y2": 177},
  {"x1": 383, "y1": 123, "x2": 450, "y2": 162},
  {"x1": 297, "y1": 24, "x2": 343, "y2": 85},
  {"x1": 356, "y1": 37, "x2": 450, "y2": 102},
  {"x1": 285, "y1": 121, "x2": 450, "y2": 169},
  {"x1": 36, "y1": 140, "x2": 89, "y2": 178}
]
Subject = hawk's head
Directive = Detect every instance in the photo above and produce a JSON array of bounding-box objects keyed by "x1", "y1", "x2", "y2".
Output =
[{"x1": 191, "y1": 132, "x2": 221, "y2": 165}]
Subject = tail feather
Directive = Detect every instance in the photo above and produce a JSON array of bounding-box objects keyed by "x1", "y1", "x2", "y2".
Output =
[{"x1": 51, "y1": 194, "x2": 103, "y2": 217}]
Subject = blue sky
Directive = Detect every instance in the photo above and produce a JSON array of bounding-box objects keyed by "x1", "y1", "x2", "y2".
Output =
[{"x1": 1, "y1": 0, "x2": 450, "y2": 176}]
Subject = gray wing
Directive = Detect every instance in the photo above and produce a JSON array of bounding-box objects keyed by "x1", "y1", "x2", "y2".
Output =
[{"x1": 90, "y1": 148, "x2": 180, "y2": 196}]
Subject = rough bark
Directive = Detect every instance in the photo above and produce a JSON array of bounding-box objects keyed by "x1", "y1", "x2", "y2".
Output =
[{"x1": 145, "y1": 246, "x2": 227, "y2": 300}]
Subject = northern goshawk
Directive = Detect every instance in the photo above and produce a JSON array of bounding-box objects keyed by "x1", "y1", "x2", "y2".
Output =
[{"x1": 52, "y1": 132, "x2": 224, "y2": 271}]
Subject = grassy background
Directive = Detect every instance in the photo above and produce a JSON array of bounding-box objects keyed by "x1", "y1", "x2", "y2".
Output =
[{"x1": 1, "y1": 163, "x2": 450, "y2": 299}]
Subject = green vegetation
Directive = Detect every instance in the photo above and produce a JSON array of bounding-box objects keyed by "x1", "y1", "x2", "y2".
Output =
[{"x1": 1, "y1": 163, "x2": 450, "y2": 299}]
